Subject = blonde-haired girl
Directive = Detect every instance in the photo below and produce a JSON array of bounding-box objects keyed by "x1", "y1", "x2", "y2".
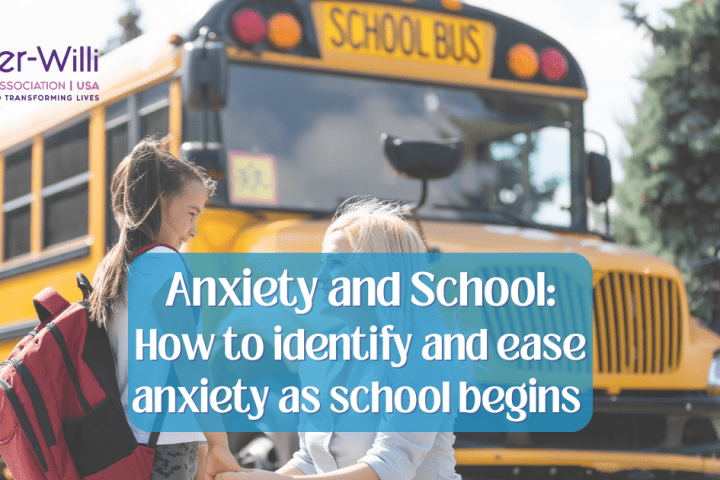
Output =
[{"x1": 219, "y1": 197, "x2": 459, "y2": 480}]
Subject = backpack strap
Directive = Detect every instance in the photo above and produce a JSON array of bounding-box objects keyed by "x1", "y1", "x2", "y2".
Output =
[
  {"x1": 148, "y1": 431, "x2": 160, "y2": 450},
  {"x1": 76, "y1": 273, "x2": 93, "y2": 301},
  {"x1": 32, "y1": 288, "x2": 71, "y2": 325},
  {"x1": 130, "y1": 243, "x2": 179, "y2": 262},
  {"x1": 129, "y1": 242, "x2": 178, "y2": 452}
]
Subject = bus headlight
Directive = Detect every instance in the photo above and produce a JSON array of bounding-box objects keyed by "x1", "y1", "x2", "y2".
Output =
[{"x1": 708, "y1": 350, "x2": 720, "y2": 388}]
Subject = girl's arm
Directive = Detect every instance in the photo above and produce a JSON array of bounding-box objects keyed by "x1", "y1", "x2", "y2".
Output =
[
  {"x1": 216, "y1": 463, "x2": 379, "y2": 480},
  {"x1": 275, "y1": 465, "x2": 305, "y2": 475}
]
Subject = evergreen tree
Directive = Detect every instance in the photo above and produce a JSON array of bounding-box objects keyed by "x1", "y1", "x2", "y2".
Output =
[
  {"x1": 617, "y1": 0, "x2": 720, "y2": 322},
  {"x1": 104, "y1": 0, "x2": 143, "y2": 53}
]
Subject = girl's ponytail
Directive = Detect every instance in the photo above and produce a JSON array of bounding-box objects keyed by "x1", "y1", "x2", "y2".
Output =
[{"x1": 88, "y1": 138, "x2": 216, "y2": 325}]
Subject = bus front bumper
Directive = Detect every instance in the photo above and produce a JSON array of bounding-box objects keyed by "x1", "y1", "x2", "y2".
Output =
[{"x1": 455, "y1": 394, "x2": 720, "y2": 477}]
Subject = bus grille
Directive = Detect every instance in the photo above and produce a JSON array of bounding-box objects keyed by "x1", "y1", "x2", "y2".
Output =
[{"x1": 593, "y1": 272, "x2": 682, "y2": 374}]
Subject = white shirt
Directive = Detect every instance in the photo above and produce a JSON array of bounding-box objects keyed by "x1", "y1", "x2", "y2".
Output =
[
  {"x1": 106, "y1": 245, "x2": 206, "y2": 445},
  {"x1": 287, "y1": 340, "x2": 461, "y2": 480},
  {"x1": 288, "y1": 430, "x2": 460, "y2": 480}
]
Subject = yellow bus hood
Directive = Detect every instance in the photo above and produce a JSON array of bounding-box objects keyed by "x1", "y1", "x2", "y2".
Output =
[{"x1": 192, "y1": 213, "x2": 720, "y2": 394}]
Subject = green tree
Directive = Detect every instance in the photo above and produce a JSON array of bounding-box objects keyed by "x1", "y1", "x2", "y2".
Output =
[
  {"x1": 617, "y1": 0, "x2": 720, "y2": 322},
  {"x1": 105, "y1": 0, "x2": 143, "y2": 53}
]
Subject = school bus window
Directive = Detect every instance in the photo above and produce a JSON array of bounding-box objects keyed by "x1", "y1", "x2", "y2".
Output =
[
  {"x1": 3, "y1": 146, "x2": 32, "y2": 203},
  {"x1": 105, "y1": 96, "x2": 133, "y2": 247},
  {"x1": 138, "y1": 81, "x2": 169, "y2": 109},
  {"x1": 2, "y1": 146, "x2": 32, "y2": 260},
  {"x1": 106, "y1": 98, "x2": 130, "y2": 179},
  {"x1": 220, "y1": 63, "x2": 575, "y2": 227},
  {"x1": 106, "y1": 123, "x2": 128, "y2": 245},
  {"x1": 138, "y1": 81, "x2": 169, "y2": 139},
  {"x1": 140, "y1": 108, "x2": 168, "y2": 139},
  {"x1": 43, "y1": 187, "x2": 88, "y2": 248},
  {"x1": 43, "y1": 120, "x2": 89, "y2": 187},
  {"x1": 107, "y1": 124, "x2": 129, "y2": 181},
  {"x1": 42, "y1": 119, "x2": 90, "y2": 248},
  {"x1": 4, "y1": 207, "x2": 31, "y2": 260},
  {"x1": 106, "y1": 98, "x2": 129, "y2": 126}
]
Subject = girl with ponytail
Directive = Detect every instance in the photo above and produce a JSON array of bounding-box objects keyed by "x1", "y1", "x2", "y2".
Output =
[{"x1": 90, "y1": 138, "x2": 239, "y2": 480}]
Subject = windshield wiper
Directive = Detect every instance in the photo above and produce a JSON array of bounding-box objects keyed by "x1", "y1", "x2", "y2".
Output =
[{"x1": 433, "y1": 203, "x2": 537, "y2": 228}]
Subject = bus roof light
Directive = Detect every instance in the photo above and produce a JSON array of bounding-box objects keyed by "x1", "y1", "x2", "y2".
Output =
[
  {"x1": 441, "y1": 0, "x2": 462, "y2": 11},
  {"x1": 267, "y1": 13, "x2": 302, "y2": 50},
  {"x1": 232, "y1": 9, "x2": 267, "y2": 45},
  {"x1": 540, "y1": 48, "x2": 568, "y2": 81},
  {"x1": 507, "y1": 44, "x2": 538, "y2": 80}
]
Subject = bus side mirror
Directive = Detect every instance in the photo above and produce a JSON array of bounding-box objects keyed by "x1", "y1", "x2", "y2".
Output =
[
  {"x1": 182, "y1": 27, "x2": 227, "y2": 110},
  {"x1": 382, "y1": 134, "x2": 463, "y2": 180},
  {"x1": 588, "y1": 151, "x2": 612, "y2": 204}
]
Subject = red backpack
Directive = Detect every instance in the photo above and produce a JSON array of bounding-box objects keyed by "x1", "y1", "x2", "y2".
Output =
[{"x1": 0, "y1": 274, "x2": 159, "y2": 479}]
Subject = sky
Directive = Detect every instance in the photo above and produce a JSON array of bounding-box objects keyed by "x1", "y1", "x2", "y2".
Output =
[{"x1": 0, "y1": 0, "x2": 682, "y2": 182}]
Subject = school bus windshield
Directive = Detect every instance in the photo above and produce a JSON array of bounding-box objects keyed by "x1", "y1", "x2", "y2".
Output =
[{"x1": 201, "y1": 63, "x2": 581, "y2": 229}]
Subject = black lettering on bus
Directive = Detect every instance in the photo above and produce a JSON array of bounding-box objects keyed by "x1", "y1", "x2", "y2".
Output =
[
  {"x1": 465, "y1": 24, "x2": 480, "y2": 64},
  {"x1": 399, "y1": 16, "x2": 414, "y2": 55},
  {"x1": 416, "y1": 19, "x2": 429, "y2": 58},
  {"x1": 452, "y1": 24, "x2": 464, "y2": 63},
  {"x1": 381, "y1": 14, "x2": 396, "y2": 53},
  {"x1": 365, "y1": 12, "x2": 379, "y2": 50},
  {"x1": 347, "y1": 10, "x2": 362, "y2": 49},
  {"x1": 434, "y1": 22, "x2": 448, "y2": 59},
  {"x1": 329, "y1": 8, "x2": 346, "y2": 47}
]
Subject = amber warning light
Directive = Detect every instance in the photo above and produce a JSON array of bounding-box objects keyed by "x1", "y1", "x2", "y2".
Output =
[
  {"x1": 507, "y1": 44, "x2": 538, "y2": 79},
  {"x1": 507, "y1": 44, "x2": 568, "y2": 82},
  {"x1": 232, "y1": 9, "x2": 303, "y2": 50}
]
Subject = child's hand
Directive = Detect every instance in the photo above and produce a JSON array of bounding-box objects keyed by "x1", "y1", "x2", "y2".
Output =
[{"x1": 198, "y1": 442, "x2": 240, "y2": 480}]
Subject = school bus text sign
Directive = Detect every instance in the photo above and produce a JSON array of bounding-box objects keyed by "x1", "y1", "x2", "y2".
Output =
[{"x1": 321, "y1": 2, "x2": 493, "y2": 73}]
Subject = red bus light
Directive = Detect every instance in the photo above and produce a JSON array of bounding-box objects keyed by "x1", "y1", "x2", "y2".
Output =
[
  {"x1": 232, "y1": 9, "x2": 267, "y2": 45},
  {"x1": 540, "y1": 48, "x2": 568, "y2": 81}
]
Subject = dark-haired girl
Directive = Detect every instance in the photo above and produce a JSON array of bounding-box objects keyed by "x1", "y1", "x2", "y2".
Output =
[{"x1": 89, "y1": 139, "x2": 240, "y2": 480}]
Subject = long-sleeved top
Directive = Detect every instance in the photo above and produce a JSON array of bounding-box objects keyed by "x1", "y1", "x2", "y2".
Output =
[
  {"x1": 286, "y1": 329, "x2": 461, "y2": 480},
  {"x1": 288, "y1": 430, "x2": 461, "y2": 480}
]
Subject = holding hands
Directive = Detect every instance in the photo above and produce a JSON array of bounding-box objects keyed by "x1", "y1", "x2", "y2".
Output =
[{"x1": 195, "y1": 433, "x2": 242, "y2": 480}]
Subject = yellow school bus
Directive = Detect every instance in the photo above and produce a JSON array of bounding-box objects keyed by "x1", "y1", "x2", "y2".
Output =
[{"x1": 1, "y1": 0, "x2": 720, "y2": 477}]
